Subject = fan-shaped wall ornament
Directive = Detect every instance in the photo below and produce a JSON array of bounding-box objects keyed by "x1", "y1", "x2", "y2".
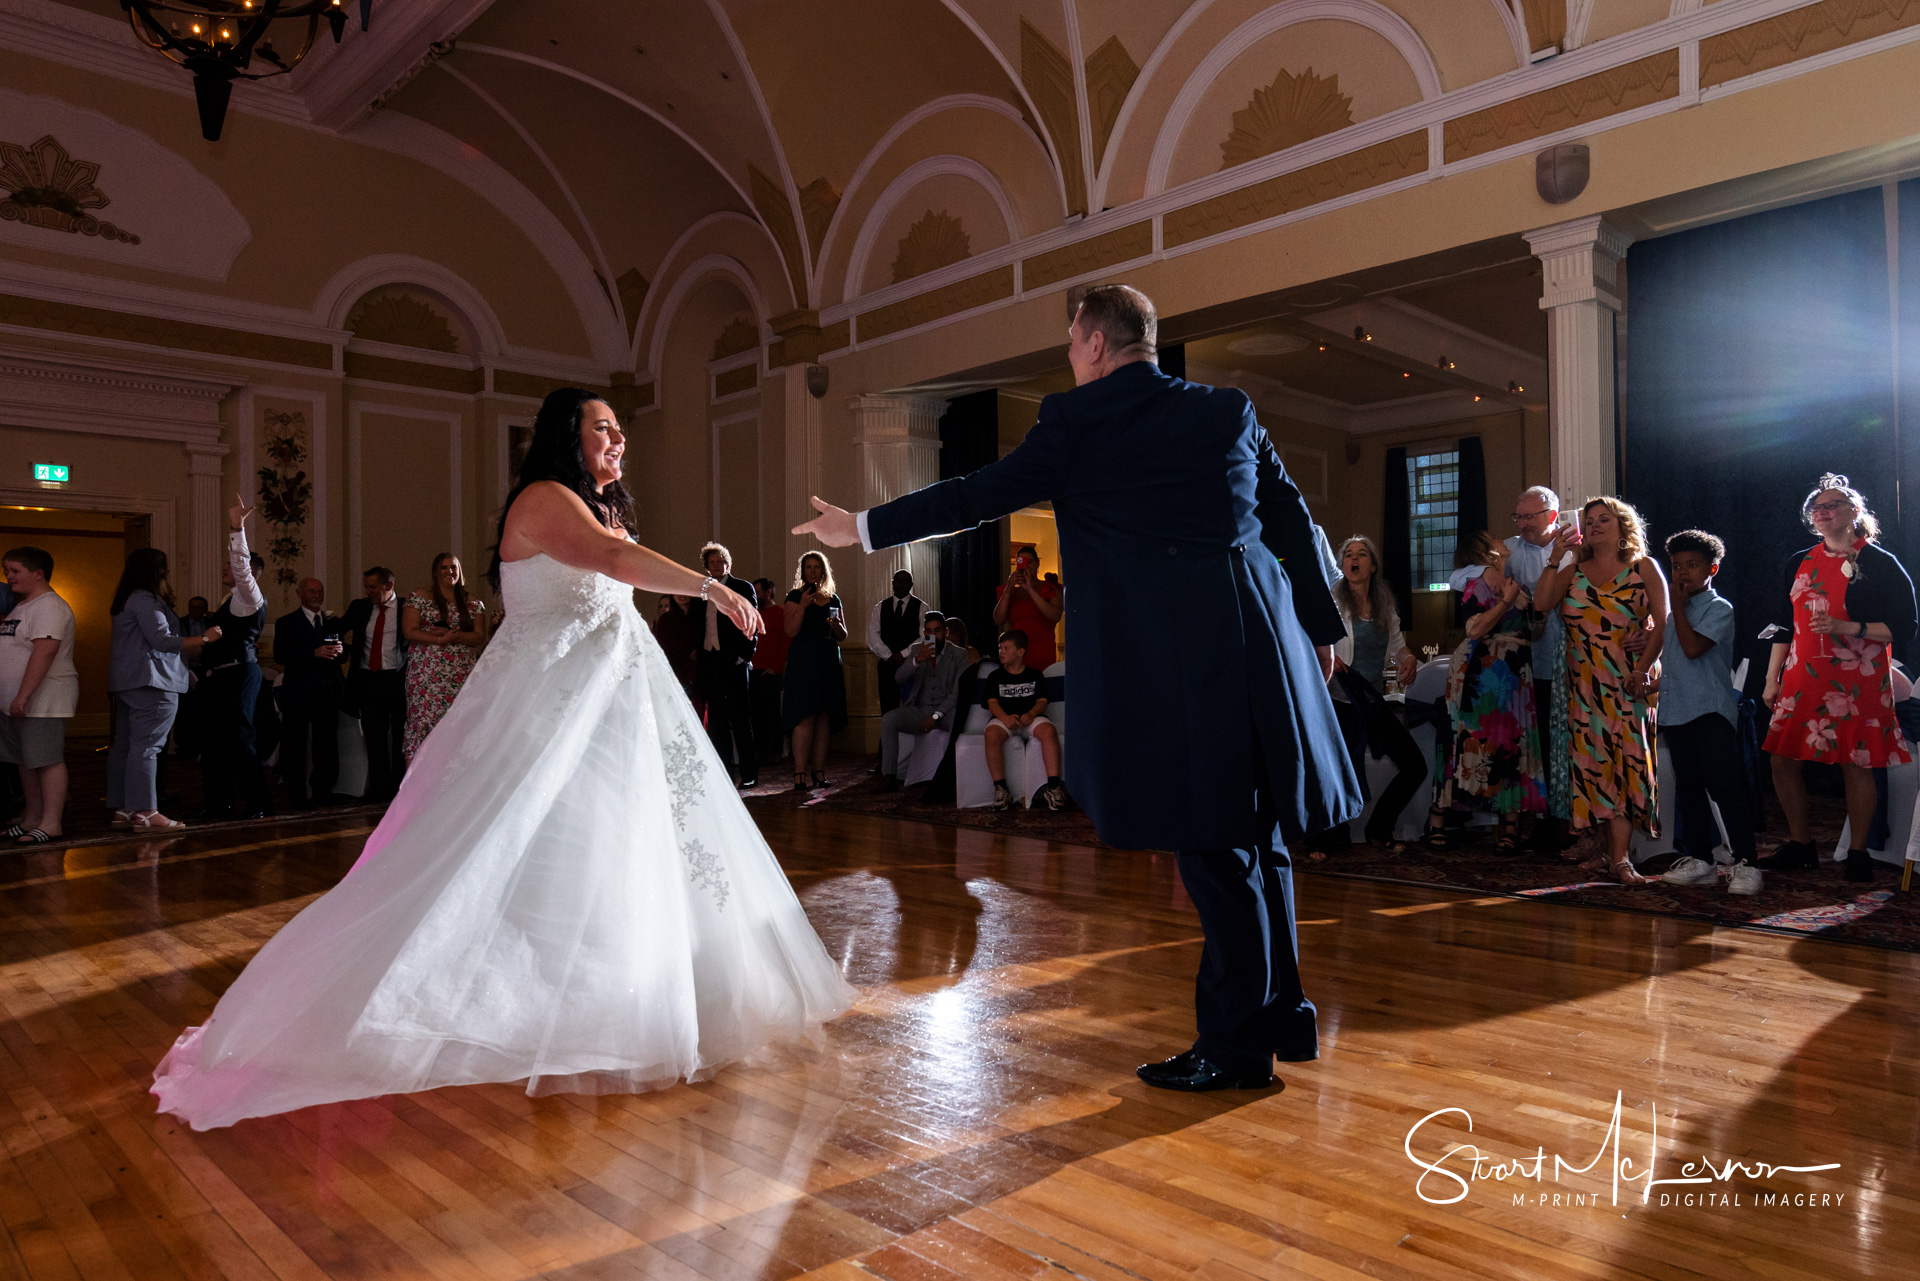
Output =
[
  {"x1": 890, "y1": 210, "x2": 972, "y2": 284},
  {"x1": 346, "y1": 290, "x2": 463, "y2": 353},
  {"x1": 0, "y1": 134, "x2": 140, "y2": 244},
  {"x1": 1219, "y1": 68, "x2": 1355, "y2": 172}
]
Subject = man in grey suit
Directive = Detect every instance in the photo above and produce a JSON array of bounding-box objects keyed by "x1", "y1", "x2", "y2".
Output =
[{"x1": 879, "y1": 610, "x2": 966, "y2": 786}]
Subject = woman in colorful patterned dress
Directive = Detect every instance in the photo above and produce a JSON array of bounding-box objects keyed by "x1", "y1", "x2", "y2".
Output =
[
  {"x1": 1534, "y1": 497, "x2": 1668, "y2": 885},
  {"x1": 1431, "y1": 538, "x2": 1546, "y2": 849},
  {"x1": 1760, "y1": 474, "x2": 1917, "y2": 882},
  {"x1": 401, "y1": 552, "x2": 489, "y2": 763}
]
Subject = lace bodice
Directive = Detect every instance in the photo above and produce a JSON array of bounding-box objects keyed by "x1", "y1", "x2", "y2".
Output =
[{"x1": 491, "y1": 553, "x2": 645, "y2": 670}]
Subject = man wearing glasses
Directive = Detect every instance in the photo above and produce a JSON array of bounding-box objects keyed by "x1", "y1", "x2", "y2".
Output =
[{"x1": 1503, "y1": 486, "x2": 1570, "y2": 851}]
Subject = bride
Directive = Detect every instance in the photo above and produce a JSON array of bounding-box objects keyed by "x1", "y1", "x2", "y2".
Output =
[{"x1": 152, "y1": 389, "x2": 856, "y2": 1130}]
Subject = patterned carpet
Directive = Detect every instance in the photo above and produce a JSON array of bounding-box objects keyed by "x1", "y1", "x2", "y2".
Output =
[{"x1": 747, "y1": 758, "x2": 1920, "y2": 952}]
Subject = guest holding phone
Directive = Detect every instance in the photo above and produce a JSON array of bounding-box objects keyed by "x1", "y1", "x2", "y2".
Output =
[
  {"x1": 1533, "y1": 497, "x2": 1668, "y2": 885},
  {"x1": 993, "y1": 544, "x2": 1062, "y2": 671},
  {"x1": 272, "y1": 577, "x2": 344, "y2": 808},
  {"x1": 1502, "y1": 485, "x2": 1572, "y2": 851},
  {"x1": 782, "y1": 551, "x2": 848, "y2": 791}
]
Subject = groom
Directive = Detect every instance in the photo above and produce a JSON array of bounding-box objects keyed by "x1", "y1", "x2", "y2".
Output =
[{"x1": 794, "y1": 283, "x2": 1359, "y2": 1091}]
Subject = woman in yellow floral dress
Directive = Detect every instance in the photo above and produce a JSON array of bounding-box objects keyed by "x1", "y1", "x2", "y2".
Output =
[{"x1": 1535, "y1": 497, "x2": 1669, "y2": 885}]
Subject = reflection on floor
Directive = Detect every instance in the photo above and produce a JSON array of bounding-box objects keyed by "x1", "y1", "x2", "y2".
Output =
[{"x1": 0, "y1": 806, "x2": 1911, "y2": 1279}]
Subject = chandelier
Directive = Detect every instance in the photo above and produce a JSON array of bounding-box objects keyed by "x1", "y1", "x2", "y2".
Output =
[{"x1": 121, "y1": 1, "x2": 377, "y2": 142}]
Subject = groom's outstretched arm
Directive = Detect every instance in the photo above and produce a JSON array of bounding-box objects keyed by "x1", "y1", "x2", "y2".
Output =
[{"x1": 797, "y1": 398, "x2": 1069, "y2": 552}]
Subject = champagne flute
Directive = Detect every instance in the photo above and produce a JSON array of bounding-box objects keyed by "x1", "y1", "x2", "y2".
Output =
[{"x1": 1808, "y1": 593, "x2": 1831, "y2": 660}]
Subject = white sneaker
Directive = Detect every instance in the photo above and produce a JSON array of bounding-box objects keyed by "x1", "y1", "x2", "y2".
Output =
[
  {"x1": 1711, "y1": 844, "x2": 1735, "y2": 867},
  {"x1": 1726, "y1": 862, "x2": 1763, "y2": 896},
  {"x1": 1661, "y1": 856, "x2": 1718, "y2": 887}
]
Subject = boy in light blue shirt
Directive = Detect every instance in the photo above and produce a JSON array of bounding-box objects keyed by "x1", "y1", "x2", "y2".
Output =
[{"x1": 1657, "y1": 529, "x2": 1754, "y2": 870}]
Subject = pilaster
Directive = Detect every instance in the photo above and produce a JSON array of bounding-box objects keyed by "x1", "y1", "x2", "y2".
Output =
[
  {"x1": 848, "y1": 393, "x2": 947, "y2": 630},
  {"x1": 185, "y1": 444, "x2": 228, "y2": 603}
]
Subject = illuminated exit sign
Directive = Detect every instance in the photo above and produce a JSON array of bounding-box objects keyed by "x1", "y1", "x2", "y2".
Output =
[{"x1": 32, "y1": 463, "x2": 68, "y2": 485}]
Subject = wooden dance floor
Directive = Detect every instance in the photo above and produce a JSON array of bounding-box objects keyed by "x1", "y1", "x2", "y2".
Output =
[{"x1": 0, "y1": 809, "x2": 1912, "y2": 1280}]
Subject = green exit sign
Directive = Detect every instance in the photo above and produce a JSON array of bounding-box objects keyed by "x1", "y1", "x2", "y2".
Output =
[{"x1": 32, "y1": 463, "x2": 68, "y2": 485}]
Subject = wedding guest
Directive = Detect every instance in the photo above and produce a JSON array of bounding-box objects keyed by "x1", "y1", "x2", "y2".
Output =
[
  {"x1": 1760, "y1": 474, "x2": 1917, "y2": 882},
  {"x1": 1655, "y1": 529, "x2": 1756, "y2": 873},
  {"x1": 652, "y1": 594, "x2": 699, "y2": 695},
  {"x1": 342, "y1": 566, "x2": 407, "y2": 803},
  {"x1": 0, "y1": 546, "x2": 79, "y2": 844},
  {"x1": 945, "y1": 616, "x2": 981, "y2": 666},
  {"x1": 866, "y1": 569, "x2": 925, "y2": 716},
  {"x1": 1328, "y1": 535, "x2": 1422, "y2": 850},
  {"x1": 689, "y1": 543, "x2": 757, "y2": 788},
  {"x1": 1534, "y1": 497, "x2": 1667, "y2": 884},
  {"x1": 782, "y1": 551, "x2": 847, "y2": 790},
  {"x1": 194, "y1": 498, "x2": 273, "y2": 822},
  {"x1": 750, "y1": 578, "x2": 789, "y2": 766},
  {"x1": 273, "y1": 578, "x2": 345, "y2": 808},
  {"x1": 983, "y1": 629, "x2": 1064, "y2": 811},
  {"x1": 183, "y1": 597, "x2": 210, "y2": 637},
  {"x1": 993, "y1": 544, "x2": 1061, "y2": 670},
  {"x1": 1430, "y1": 539, "x2": 1543, "y2": 849},
  {"x1": 1503, "y1": 485, "x2": 1571, "y2": 850},
  {"x1": 879, "y1": 611, "x2": 965, "y2": 788},
  {"x1": 401, "y1": 553, "x2": 489, "y2": 765},
  {"x1": 109, "y1": 549, "x2": 219, "y2": 831}
]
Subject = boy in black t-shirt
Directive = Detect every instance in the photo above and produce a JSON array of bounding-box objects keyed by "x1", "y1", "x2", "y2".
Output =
[{"x1": 984, "y1": 629, "x2": 1065, "y2": 811}]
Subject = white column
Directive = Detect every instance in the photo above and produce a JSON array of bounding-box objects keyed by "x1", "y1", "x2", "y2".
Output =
[
  {"x1": 848, "y1": 393, "x2": 947, "y2": 632},
  {"x1": 1524, "y1": 215, "x2": 1633, "y2": 504},
  {"x1": 184, "y1": 444, "x2": 227, "y2": 603}
]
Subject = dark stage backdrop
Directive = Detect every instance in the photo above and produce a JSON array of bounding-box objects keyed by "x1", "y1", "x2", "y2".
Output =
[
  {"x1": 937, "y1": 388, "x2": 1002, "y2": 645},
  {"x1": 1624, "y1": 186, "x2": 1908, "y2": 675}
]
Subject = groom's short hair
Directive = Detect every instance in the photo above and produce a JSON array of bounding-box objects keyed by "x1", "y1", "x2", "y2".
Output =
[{"x1": 1075, "y1": 284, "x2": 1156, "y2": 360}]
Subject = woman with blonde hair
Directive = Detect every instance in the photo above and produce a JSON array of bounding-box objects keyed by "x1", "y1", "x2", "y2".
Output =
[
  {"x1": 400, "y1": 552, "x2": 489, "y2": 762},
  {"x1": 1324, "y1": 535, "x2": 1422, "y2": 851},
  {"x1": 781, "y1": 550, "x2": 848, "y2": 790},
  {"x1": 1760, "y1": 474, "x2": 1916, "y2": 882},
  {"x1": 1534, "y1": 496, "x2": 1668, "y2": 884}
]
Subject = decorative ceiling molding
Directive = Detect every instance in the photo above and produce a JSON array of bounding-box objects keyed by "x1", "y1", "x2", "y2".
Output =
[
  {"x1": 1147, "y1": 0, "x2": 1445, "y2": 196},
  {"x1": 814, "y1": 94, "x2": 1048, "y2": 299},
  {"x1": 0, "y1": 341, "x2": 233, "y2": 446},
  {"x1": 346, "y1": 290, "x2": 464, "y2": 354},
  {"x1": 0, "y1": 132, "x2": 141, "y2": 244},
  {"x1": 843, "y1": 155, "x2": 1021, "y2": 304},
  {"x1": 798, "y1": 177, "x2": 842, "y2": 264},
  {"x1": 700, "y1": 0, "x2": 812, "y2": 293},
  {"x1": 933, "y1": 0, "x2": 1075, "y2": 221},
  {"x1": 1020, "y1": 18, "x2": 1088, "y2": 216},
  {"x1": 1085, "y1": 35, "x2": 1141, "y2": 167},
  {"x1": 629, "y1": 211, "x2": 769, "y2": 368},
  {"x1": 750, "y1": 165, "x2": 809, "y2": 309},
  {"x1": 643, "y1": 251, "x2": 769, "y2": 391},
  {"x1": 435, "y1": 60, "x2": 625, "y2": 336},
  {"x1": 304, "y1": 0, "x2": 498, "y2": 130}
]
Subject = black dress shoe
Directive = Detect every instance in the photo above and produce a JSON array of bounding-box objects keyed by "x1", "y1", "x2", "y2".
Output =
[
  {"x1": 1844, "y1": 849, "x2": 1876, "y2": 882},
  {"x1": 1136, "y1": 1052, "x2": 1274, "y2": 1092},
  {"x1": 1757, "y1": 840, "x2": 1819, "y2": 871},
  {"x1": 1274, "y1": 1042, "x2": 1319, "y2": 1063}
]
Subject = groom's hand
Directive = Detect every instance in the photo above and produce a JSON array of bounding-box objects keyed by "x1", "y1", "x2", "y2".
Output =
[{"x1": 792, "y1": 497, "x2": 861, "y2": 548}]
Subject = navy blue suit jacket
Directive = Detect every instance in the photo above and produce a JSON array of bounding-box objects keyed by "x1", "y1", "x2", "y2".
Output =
[{"x1": 866, "y1": 360, "x2": 1361, "y2": 850}]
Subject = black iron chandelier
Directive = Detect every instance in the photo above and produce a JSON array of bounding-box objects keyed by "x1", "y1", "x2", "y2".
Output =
[{"x1": 121, "y1": 1, "x2": 377, "y2": 142}]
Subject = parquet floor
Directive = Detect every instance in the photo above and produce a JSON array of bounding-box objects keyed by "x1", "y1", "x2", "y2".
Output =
[{"x1": 0, "y1": 808, "x2": 1912, "y2": 1280}]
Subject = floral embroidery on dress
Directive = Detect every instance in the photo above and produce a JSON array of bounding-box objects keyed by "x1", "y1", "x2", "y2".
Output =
[{"x1": 660, "y1": 724, "x2": 728, "y2": 910}]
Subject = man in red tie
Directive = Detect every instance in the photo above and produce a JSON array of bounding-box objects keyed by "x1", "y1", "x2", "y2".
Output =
[{"x1": 343, "y1": 566, "x2": 407, "y2": 802}]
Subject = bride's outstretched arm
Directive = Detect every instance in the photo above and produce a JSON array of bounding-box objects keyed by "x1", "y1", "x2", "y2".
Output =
[{"x1": 504, "y1": 482, "x2": 761, "y2": 637}]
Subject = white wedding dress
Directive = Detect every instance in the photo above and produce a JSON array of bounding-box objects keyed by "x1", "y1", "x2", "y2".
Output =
[{"x1": 152, "y1": 552, "x2": 856, "y2": 1130}]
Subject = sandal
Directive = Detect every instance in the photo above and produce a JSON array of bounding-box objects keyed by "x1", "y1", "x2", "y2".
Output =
[
  {"x1": 1607, "y1": 856, "x2": 1655, "y2": 886},
  {"x1": 13, "y1": 828, "x2": 54, "y2": 845},
  {"x1": 1422, "y1": 816, "x2": 1450, "y2": 849},
  {"x1": 1494, "y1": 818, "x2": 1522, "y2": 854},
  {"x1": 792, "y1": 773, "x2": 809, "y2": 792},
  {"x1": 811, "y1": 771, "x2": 828, "y2": 789},
  {"x1": 132, "y1": 813, "x2": 187, "y2": 832},
  {"x1": 1, "y1": 824, "x2": 22, "y2": 840}
]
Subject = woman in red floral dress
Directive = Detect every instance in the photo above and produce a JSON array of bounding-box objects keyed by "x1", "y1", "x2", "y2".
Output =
[
  {"x1": 1761, "y1": 474, "x2": 1917, "y2": 882},
  {"x1": 401, "y1": 553, "x2": 490, "y2": 763}
]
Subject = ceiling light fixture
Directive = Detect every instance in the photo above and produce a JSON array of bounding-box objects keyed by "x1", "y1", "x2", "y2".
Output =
[
  {"x1": 1353, "y1": 326, "x2": 1371, "y2": 341},
  {"x1": 1435, "y1": 356, "x2": 1455, "y2": 370},
  {"x1": 1508, "y1": 381, "x2": 1524, "y2": 393},
  {"x1": 123, "y1": 0, "x2": 378, "y2": 141}
]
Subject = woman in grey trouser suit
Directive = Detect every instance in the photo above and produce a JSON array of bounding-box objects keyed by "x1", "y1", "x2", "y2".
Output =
[{"x1": 108, "y1": 550, "x2": 218, "y2": 830}]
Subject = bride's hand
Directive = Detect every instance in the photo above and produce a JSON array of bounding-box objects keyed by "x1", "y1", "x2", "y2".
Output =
[{"x1": 710, "y1": 583, "x2": 762, "y2": 638}]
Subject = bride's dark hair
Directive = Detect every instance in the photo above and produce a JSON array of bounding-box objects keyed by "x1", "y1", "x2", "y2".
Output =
[{"x1": 487, "y1": 387, "x2": 633, "y2": 590}]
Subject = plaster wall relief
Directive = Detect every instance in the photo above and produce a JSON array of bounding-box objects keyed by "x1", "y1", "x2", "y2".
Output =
[
  {"x1": 1219, "y1": 69, "x2": 1356, "y2": 171},
  {"x1": 891, "y1": 211, "x2": 973, "y2": 283},
  {"x1": 1700, "y1": 0, "x2": 1920, "y2": 89},
  {"x1": 345, "y1": 289, "x2": 468, "y2": 354},
  {"x1": 617, "y1": 268, "x2": 649, "y2": 344},
  {"x1": 0, "y1": 89, "x2": 250, "y2": 279},
  {"x1": 1518, "y1": 0, "x2": 1569, "y2": 53},
  {"x1": 1584, "y1": 0, "x2": 1678, "y2": 45},
  {"x1": 1164, "y1": 22, "x2": 1423, "y2": 191},
  {"x1": 1442, "y1": 48, "x2": 1680, "y2": 162},
  {"x1": 798, "y1": 177, "x2": 842, "y2": 264},
  {"x1": 749, "y1": 165, "x2": 809, "y2": 307},
  {"x1": 1085, "y1": 35, "x2": 1142, "y2": 167},
  {"x1": 254, "y1": 403, "x2": 314, "y2": 601},
  {"x1": 713, "y1": 317, "x2": 761, "y2": 361},
  {"x1": 1019, "y1": 18, "x2": 1088, "y2": 216}
]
